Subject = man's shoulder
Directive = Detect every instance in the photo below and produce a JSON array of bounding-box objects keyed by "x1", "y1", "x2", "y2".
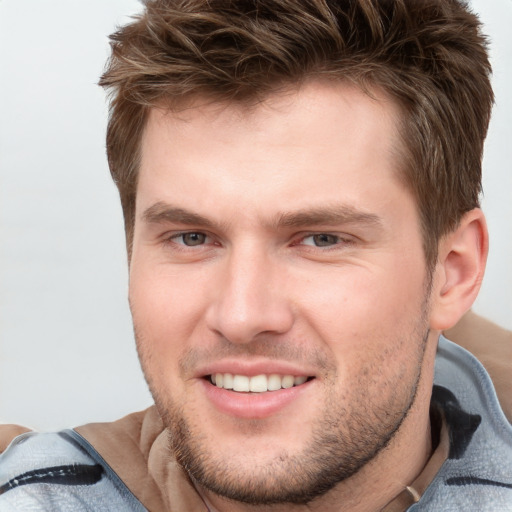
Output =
[
  {"x1": 422, "y1": 336, "x2": 512, "y2": 510},
  {"x1": 0, "y1": 427, "x2": 148, "y2": 511},
  {"x1": 0, "y1": 407, "x2": 167, "y2": 511},
  {"x1": 0, "y1": 408, "x2": 206, "y2": 512},
  {"x1": 445, "y1": 310, "x2": 512, "y2": 422}
]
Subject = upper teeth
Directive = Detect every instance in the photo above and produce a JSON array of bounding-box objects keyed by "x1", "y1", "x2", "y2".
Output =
[{"x1": 211, "y1": 374, "x2": 308, "y2": 392}]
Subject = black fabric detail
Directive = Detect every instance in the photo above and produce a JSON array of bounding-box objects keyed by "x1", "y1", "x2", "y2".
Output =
[
  {"x1": 429, "y1": 400, "x2": 442, "y2": 453},
  {"x1": 446, "y1": 476, "x2": 512, "y2": 490},
  {"x1": 431, "y1": 385, "x2": 481, "y2": 459},
  {"x1": 0, "y1": 464, "x2": 103, "y2": 495}
]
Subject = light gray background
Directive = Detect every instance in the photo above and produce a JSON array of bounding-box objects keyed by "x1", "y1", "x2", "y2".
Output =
[{"x1": 1, "y1": 1, "x2": 511, "y2": 431}]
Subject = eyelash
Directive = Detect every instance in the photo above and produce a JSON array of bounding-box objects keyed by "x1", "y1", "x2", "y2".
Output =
[
  {"x1": 297, "y1": 233, "x2": 354, "y2": 249},
  {"x1": 162, "y1": 231, "x2": 355, "y2": 251},
  {"x1": 164, "y1": 231, "x2": 215, "y2": 249}
]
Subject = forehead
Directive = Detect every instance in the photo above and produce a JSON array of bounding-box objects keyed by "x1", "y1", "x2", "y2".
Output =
[
  {"x1": 137, "y1": 80, "x2": 408, "y2": 220},
  {"x1": 144, "y1": 80, "x2": 402, "y2": 148}
]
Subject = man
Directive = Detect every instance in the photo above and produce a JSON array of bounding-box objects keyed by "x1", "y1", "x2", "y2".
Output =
[{"x1": 1, "y1": 0, "x2": 511, "y2": 510}]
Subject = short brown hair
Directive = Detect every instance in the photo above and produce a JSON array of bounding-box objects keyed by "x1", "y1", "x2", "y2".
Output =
[{"x1": 100, "y1": 0, "x2": 493, "y2": 266}]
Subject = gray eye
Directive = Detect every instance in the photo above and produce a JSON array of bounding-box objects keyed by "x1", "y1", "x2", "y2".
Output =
[
  {"x1": 312, "y1": 234, "x2": 338, "y2": 246},
  {"x1": 181, "y1": 233, "x2": 207, "y2": 246}
]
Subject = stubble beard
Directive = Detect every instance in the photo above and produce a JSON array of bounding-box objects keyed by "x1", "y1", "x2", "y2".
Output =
[{"x1": 135, "y1": 305, "x2": 431, "y2": 506}]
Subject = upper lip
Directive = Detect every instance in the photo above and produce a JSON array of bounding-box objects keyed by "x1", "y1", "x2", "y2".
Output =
[{"x1": 195, "y1": 358, "x2": 316, "y2": 379}]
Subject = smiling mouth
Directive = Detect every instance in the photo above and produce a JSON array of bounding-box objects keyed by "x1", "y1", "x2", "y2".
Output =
[{"x1": 208, "y1": 374, "x2": 314, "y2": 393}]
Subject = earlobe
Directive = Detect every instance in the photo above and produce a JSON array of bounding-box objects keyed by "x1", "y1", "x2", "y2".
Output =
[{"x1": 429, "y1": 209, "x2": 488, "y2": 331}]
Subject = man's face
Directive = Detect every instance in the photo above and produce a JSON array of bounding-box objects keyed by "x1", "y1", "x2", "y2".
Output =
[{"x1": 130, "y1": 81, "x2": 433, "y2": 505}]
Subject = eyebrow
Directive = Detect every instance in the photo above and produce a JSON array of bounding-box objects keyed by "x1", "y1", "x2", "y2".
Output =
[
  {"x1": 142, "y1": 202, "x2": 382, "y2": 230},
  {"x1": 274, "y1": 206, "x2": 382, "y2": 229},
  {"x1": 143, "y1": 202, "x2": 215, "y2": 227}
]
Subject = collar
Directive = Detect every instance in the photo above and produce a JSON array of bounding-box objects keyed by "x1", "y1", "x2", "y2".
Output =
[{"x1": 381, "y1": 407, "x2": 449, "y2": 511}]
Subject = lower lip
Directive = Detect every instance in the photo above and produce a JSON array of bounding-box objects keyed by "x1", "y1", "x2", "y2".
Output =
[{"x1": 201, "y1": 379, "x2": 314, "y2": 419}]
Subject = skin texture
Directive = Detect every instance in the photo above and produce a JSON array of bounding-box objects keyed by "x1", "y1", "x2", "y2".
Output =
[{"x1": 128, "y1": 81, "x2": 484, "y2": 511}]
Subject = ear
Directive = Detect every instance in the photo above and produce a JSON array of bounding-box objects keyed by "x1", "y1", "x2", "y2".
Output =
[{"x1": 429, "y1": 209, "x2": 488, "y2": 331}]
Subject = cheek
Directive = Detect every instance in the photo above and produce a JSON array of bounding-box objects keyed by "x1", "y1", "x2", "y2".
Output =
[
  {"x1": 293, "y1": 259, "x2": 427, "y2": 356},
  {"x1": 129, "y1": 264, "x2": 211, "y2": 363}
]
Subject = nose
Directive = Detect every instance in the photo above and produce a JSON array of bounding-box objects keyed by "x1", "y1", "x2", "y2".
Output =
[{"x1": 205, "y1": 245, "x2": 294, "y2": 344}]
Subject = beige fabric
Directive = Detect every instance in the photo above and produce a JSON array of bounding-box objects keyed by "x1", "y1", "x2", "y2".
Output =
[
  {"x1": 0, "y1": 424, "x2": 31, "y2": 453},
  {"x1": 0, "y1": 311, "x2": 509, "y2": 511},
  {"x1": 75, "y1": 407, "x2": 207, "y2": 512}
]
